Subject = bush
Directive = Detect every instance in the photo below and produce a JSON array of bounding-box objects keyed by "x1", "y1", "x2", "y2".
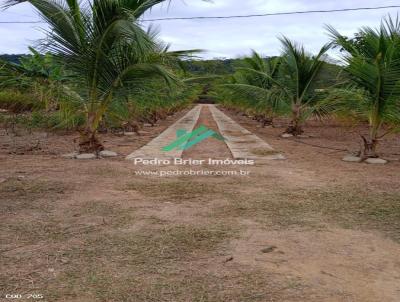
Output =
[
  {"x1": 0, "y1": 110, "x2": 85, "y2": 131},
  {"x1": 30, "y1": 111, "x2": 85, "y2": 130},
  {"x1": 0, "y1": 90, "x2": 42, "y2": 113}
]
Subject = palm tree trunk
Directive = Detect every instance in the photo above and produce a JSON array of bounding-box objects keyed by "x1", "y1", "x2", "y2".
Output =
[
  {"x1": 360, "y1": 135, "x2": 378, "y2": 158},
  {"x1": 261, "y1": 118, "x2": 273, "y2": 127},
  {"x1": 260, "y1": 114, "x2": 273, "y2": 127},
  {"x1": 360, "y1": 107, "x2": 381, "y2": 158},
  {"x1": 285, "y1": 103, "x2": 304, "y2": 135},
  {"x1": 79, "y1": 111, "x2": 104, "y2": 153},
  {"x1": 261, "y1": 108, "x2": 273, "y2": 127}
]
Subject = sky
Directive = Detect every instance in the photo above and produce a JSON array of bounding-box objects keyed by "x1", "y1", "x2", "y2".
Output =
[{"x1": 0, "y1": 0, "x2": 400, "y2": 59}]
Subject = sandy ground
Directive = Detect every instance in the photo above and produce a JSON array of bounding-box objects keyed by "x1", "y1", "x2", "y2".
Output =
[
  {"x1": 183, "y1": 105, "x2": 232, "y2": 160},
  {"x1": 1, "y1": 106, "x2": 400, "y2": 302}
]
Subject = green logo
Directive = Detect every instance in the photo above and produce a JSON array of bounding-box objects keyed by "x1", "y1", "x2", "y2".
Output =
[{"x1": 162, "y1": 125, "x2": 224, "y2": 151}]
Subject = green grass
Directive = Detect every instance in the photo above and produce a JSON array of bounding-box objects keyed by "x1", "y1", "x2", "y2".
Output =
[{"x1": 0, "y1": 90, "x2": 40, "y2": 112}]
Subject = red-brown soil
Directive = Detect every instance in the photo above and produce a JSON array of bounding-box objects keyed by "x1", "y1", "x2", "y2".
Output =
[{"x1": 1, "y1": 107, "x2": 399, "y2": 302}]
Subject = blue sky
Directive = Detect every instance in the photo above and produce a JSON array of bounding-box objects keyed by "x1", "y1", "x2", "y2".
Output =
[{"x1": 0, "y1": 0, "x2": 399, "y2": 58}]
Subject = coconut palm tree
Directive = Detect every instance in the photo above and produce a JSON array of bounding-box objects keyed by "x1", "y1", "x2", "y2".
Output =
[
  {"x1": 3, "y1": 0, "x2": 188, "y2": 152},
  {"x1": 327, "y1": 15, "x2": 400, "y2": 158},
  {"x1": 222, "y1": 39, "x2": 329, "y2": 135},
  {"x1": 278, "y1": 37, "x2": 330, "y2": 135},
  {"x1": 222, "y1": 50, "x2": 286, "y2": 126}
]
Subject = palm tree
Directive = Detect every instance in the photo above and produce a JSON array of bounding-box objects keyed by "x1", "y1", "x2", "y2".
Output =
[
  {"x1": 327, "y1": 15, "x2": 400, "y2": 158},
  {"x1": 3, "y1": 0, "x2": 186, "y2": 152},
  {"x1": 222, "y1": 50, "x2": 285, "y2": 126},
  {"x1": 221, "y1": 39, "x2": 329, "y2": 135},
  {"x1": 278, "y1": 37, "x2": 330, "y2": 135}
]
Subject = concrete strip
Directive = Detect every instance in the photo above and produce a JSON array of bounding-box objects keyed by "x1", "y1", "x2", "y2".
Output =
[
  {"x1": 209, "y1": 105, "x2": 285, "y2": 161},
  {"x1": 126, "y1": 105, "x2": 202, "y2": 160}
]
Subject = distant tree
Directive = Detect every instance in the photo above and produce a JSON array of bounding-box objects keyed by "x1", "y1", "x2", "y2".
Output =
[{"x1": 0, "y1": 54, "x2": 26, "y2": 64}]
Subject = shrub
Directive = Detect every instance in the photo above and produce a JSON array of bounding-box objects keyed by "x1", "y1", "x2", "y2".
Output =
[{"x1": 0, "y1": 90, "x2": 42, "y2": 113}]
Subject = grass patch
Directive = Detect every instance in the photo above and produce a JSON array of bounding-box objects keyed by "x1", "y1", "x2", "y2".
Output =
[
  {"x1": 215, "y1": 188, "x2": 400, "y2": 241},
  {"x1": 71, "y1": 200, "x2": 136, "y2": 229},
  {"x1": 312, "y1": 190, "x2": 400, "y2": 239},
  {"x1": 223, "y1": 130, "x2": 253, "y2": 137},
  {"x1": 39, "y1": 223, "x2": 236, "y2": 301},
  {"x1": 86, "y1": 165, "x2": 130, "y2": 177},
  {"x1": 0, "y1": 90, "x2": 40, "y2": 112},
  {"x1": 75, "y1": 270, "x2": 302, "y2": 302},
  {"x1": 79, "y1": 224, "x2": 232, "y2": 264},
  {"x1": 125, "y1": 179, "x2": 220, "y2": 201},
  {"x1": 0, "y1": 201, "x2": 138, "y2": 296},
  {"x1": 251, "y1": 148, "x2": 280, "y2": 156},
  {"x1": 0, "y1": 178, "x2": 67, "y2": 213},
  {"x1": 2, "y1": 218, "x2": 69, "y2": 243},
  {"x1": 46, "y1": 266, "x2": 303, "y2": 302},
  {"x1": 0, "y1": 177, "x2": 66, "y2": 195}
]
